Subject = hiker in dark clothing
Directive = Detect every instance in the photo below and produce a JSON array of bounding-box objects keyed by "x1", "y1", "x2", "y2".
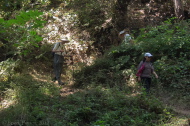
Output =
[
  {"x1": 52, "y1": 38, "x2": 70, "y2": 85},
  {"x1": 137, "y1": 52, "x2": 158, "y2": 94}
]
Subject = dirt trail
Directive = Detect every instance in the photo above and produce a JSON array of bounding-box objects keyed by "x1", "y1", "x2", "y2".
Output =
[
  {"x1": 59, "y1": 84, "x2": 80, "y2": 97},
  {"x1": 56, "y1": 77, "x2": 190, "y2": 125},
  {"x1": 173, "y1": 108, "x2": 190, "y2": 116},
  {"x1": 57, "y1": 80, "x2": 190, "y2": 117},
  {"x1": 157, "y1": 91, "x2": 190, "y2": 117},
  {"x1": 155, "y1": 89, "x2": 190, "y2": 126},
  {"x1": 58, "y1": 84, "x2": 190, "y2": 116}
]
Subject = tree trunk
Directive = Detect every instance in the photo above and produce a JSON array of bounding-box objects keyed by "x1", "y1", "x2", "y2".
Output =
[
  {"x1": 112, "y1": 0, "x2": 132, "y2": 30},
  {"x1": 173, "y1": 0, "x2": 184, "y2": 19}
]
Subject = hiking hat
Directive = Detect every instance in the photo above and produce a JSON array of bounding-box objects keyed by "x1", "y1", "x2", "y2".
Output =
[
  {"x1": 119, "y1": 30, "x2": 125, "y2": 35},
  {"x1": 144, "y1": 52, "x2": 153, "y2": 57},
  {"x1": 60, "y1": 38, "x2": 70, "y2": 43}
]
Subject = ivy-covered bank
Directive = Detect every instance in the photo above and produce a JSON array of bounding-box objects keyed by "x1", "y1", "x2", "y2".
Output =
[
  {"x1": 74, "y1": 19, "x2": 190, "y2": 108},
  {"x1": 0, "y1": 0, "x2": 190, "y2": 125}
]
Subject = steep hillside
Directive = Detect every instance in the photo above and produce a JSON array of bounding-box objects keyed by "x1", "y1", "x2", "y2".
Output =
[{"x1": 1, "y1": 0, "x2": 190, "y2": 126}]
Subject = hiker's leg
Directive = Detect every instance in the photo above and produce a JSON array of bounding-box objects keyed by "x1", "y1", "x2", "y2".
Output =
[
  {"x1": 54, "y1": 54, "x2": 61, "y2": 82},
  {"x1": 146, "y1": 78, "x2": 151, "y2": 93},
  {"x1": 52, "y1": 56, "x2": 56, "y2": 82},
  {"x1": 141, "y1": 77, "x2": 150, "y2": 94},
  {"x1": 141, "y1": 77, "x2": 146, "y2": 91},
  {"x1": 57, "y1": 55, "x2": 64, "y2": 84}
]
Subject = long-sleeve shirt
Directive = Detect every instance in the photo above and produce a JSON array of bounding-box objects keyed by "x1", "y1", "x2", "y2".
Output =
[
  {"x1": 124, "y1": 34, "x2": 132, "y2": 43},
  {"x1": 137, "y1": 61, "x2": 154, "y2": 78},
  {"x1": 52, "y1": 42, "x2": 66, "y2": 56}
]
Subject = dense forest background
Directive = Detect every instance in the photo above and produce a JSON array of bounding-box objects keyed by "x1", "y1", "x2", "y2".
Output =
[{"x1": 0, "y1": 0, "x2": 190, "y2": 126}]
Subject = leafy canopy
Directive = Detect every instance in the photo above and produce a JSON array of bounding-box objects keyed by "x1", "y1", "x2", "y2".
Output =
[{"x1": 0, "y1": 10, "x2": 46, "y2": 57}]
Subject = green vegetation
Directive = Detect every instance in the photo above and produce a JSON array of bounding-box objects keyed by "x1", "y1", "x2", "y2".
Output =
[
  {"x1": 0, "y1": 74, "x2": 173, "y2": 126},
  {"x1": 0, "y1": 10, "x2": 46, "y2": 61},
  {"x1": 72, "y1": 19, "x2": 190, "y2": 124},
  {"x1": 1, "y1": 19, "x2": 190, "y2": 125},
  {"x1": 1, "y1": 0, "x2": 190, "y2": 126}
]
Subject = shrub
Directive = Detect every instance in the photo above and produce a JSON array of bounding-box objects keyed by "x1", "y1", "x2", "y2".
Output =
[
  {"x1": 61, "y1": 87, "x2": 172, "y2": 126},
  {"x1": 0, "y1": 10, "x2": 46, "y2": 61}
]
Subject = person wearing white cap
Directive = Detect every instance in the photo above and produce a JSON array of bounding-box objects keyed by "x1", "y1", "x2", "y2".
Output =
[
  {"x1": 136, "y1": 52, "x2": 158, "y2": 94},
  {"x1": 52, "y1": 38, "x2": 70, "y2": 85},
  {"x1": 119, "y1": 29, "x2": 132, "y2": 44}
]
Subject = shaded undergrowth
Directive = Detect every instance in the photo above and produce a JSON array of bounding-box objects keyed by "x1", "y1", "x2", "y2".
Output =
[
  {"x1": 0, "y1": 73, "x2": 173, "y2": 126},
  {"x1": 1, "y1": 20, "x2": 190, "y2": 126}
]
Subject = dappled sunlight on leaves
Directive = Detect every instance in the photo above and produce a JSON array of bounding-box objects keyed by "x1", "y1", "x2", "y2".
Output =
[{"x1": 0, "y1": 89, "x2": 17, "y2": 109}]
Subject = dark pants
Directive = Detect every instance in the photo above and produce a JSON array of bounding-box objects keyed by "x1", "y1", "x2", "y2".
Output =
[
  {"x1": 53, "y1": 54, "x2": 64, "y2": 84},
  {"x1": 141, "y1": 77, "x2": 151, "y2": 94}
]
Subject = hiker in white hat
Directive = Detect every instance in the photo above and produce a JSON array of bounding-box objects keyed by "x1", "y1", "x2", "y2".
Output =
[
  {"x1": 136, "y1": 52, "x2": 158, "y2": 94},
  {"x1": 119, "y1": 29, "x2": 132, "y2": 44},
  {"x1": 52, "y1": 37, "x2": 70, "y2": 85}
]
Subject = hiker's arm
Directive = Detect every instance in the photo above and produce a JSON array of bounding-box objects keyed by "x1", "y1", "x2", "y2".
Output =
[
  {"x1": 64, "y1": 52, "x2": 75, "y2": 57},
  {"x1": 52, "y1": 50, "x2": 65, "y2": 52},
  {"x1": 64, "y1": 54, "x2": 72, "y2": 57},
  {"x1": 153, "y1": 71, "x2": 158, "y2": 79},
  {"x1": 152, "y1": 66, "x2": 158, "y2": 79},
  {"x1": 137, "y1": 76, "x2": 141, "y2": 82},
  {"x1": 52, "y1": 43, "x2": 63, "y2": 52},
  {"x1": 137, "y1": 61, "x2": 143, "y2": 82},
  {"x1": 137, "y1": 61, "x2": 143, "y2": 70},
  {"x1": 52, "y1": 46, "x2": 65, "y2": 52}
]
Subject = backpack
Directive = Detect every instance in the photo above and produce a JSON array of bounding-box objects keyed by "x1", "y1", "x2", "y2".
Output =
[
  {"x1": 136, "y1": 62, "x2": 153, "y2": 77},
  {"x1": 136, "y1": 62, "x2": 145, "y2": 77}
]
